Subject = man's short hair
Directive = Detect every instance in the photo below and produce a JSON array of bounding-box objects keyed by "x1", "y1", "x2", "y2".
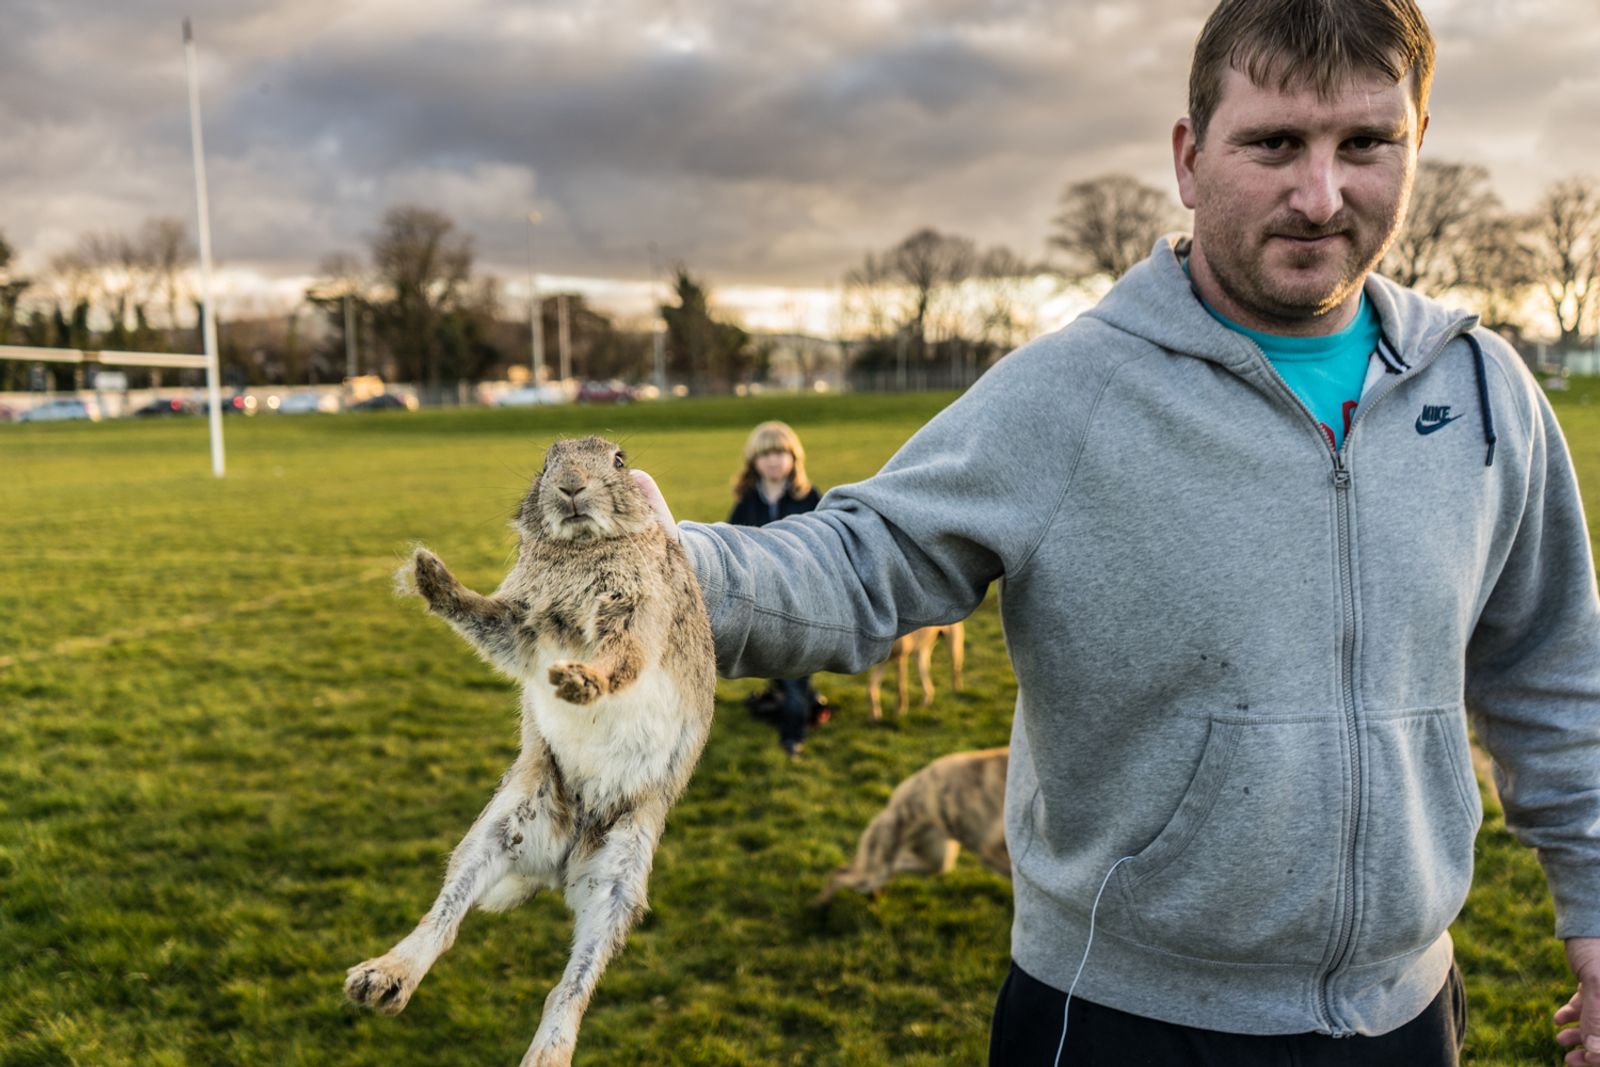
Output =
[{"x1": 1188, "y1": 0, "x2": 1435, "y2": 142}]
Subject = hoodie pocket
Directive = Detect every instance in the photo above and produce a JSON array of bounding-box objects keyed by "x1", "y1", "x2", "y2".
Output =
[
  {"x1": 1112, "y1": 716, "x2": 1349, "y2": 966},
  {"x1": 1350, "y1": 708, "x2": 1482, "y2": 964}
]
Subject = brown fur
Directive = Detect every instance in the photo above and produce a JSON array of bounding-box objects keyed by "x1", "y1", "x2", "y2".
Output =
[
  {"x1": 346, "y1": 436, "x2": 715, "y2": 1067},
  {"x1": 813, "y1": 746, "x2": 1009, "y2": 907},
  {"x1": 866, "y1": 621, "x2": 965, "y2": 720}
]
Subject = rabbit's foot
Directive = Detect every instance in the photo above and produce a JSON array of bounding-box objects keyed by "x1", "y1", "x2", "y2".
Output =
[
  {"x1": 548, "y1": 662, "x2": 603, "y2": 704},
  {"x1": 344, "y1": 953, "x2": 421, "y2": 1015}
]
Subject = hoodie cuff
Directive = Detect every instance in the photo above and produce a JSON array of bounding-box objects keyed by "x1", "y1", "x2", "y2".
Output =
[
  {"x1": 1544, "y1": 860, "x2": 1600, "y2": 939},
  {"x1": 678, "y1": 521, "x2": 754, "y2": 677}
]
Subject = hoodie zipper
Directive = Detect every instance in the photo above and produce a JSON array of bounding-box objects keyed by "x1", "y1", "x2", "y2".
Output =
[{"x1": 1241, "y1": 322, "x2": 1470, "y2": 1035}]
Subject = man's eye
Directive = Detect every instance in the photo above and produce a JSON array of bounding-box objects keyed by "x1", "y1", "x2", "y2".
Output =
[
  {"x1": 1346, "y1": 136, "x2": 1384, "y2": 152},
  {"x1": 1257, "y1": 136, "x2": 1292, "y2": 152}
]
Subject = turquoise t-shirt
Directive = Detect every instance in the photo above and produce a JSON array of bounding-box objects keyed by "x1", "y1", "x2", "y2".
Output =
[{"x1": 1200, "y1": 297, "x2": 1379, "y2": 449}]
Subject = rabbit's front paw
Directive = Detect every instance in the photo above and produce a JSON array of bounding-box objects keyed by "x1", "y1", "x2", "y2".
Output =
[
  {"x1": 548, "y1": 662, "x2": 603, "y2": 705},
  {"x1": 413, "y1": 550, "x2": 460, "y2": 614}
]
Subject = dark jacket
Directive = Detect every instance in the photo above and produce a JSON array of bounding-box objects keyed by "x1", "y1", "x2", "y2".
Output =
[{"x1": 727, "y1": 484, "x2": 820, "y2": 527}]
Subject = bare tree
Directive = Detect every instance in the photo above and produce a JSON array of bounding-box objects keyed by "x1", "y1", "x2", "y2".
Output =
[
  {"x1": 368, "y1": 205, "x2": 473, "y2": 398},
  {"x1": 135, "y1": 218, "x2": 195, "y2": 346},
  {"x1": 889, "y1": 228, "x2": 976, "y2": 361},
  {"x1": 76, "y1": 230, "x2": 150, "y2": 342},
  {"x1": 1454, "y1": 214, "x2": 1540, "y2": 336},
  {"x1": 971, "y1": 246, "x2": 1043, "y2": 358},
  {"x1": 1527, "y1": 175, "x2": 1600, "y2": 348},
  {"x1": 1383, "y1": 161, "x2": 1502, "y2": 294},
  {"x1": 306, "y1": 251, "x2": 372, "y2": 377},
  {"x1": 841, "y1": 251, "x2": 905, "y2": 344},
  {"x1": 42, "y1": 248, "x2": 102, "y2": 349},
  {"x1": 0, "y1": 232, "x2": 27, "y2": 346},
  {"x1": 1050, "y1": 174, "x2": 1185, "y2": 280}
]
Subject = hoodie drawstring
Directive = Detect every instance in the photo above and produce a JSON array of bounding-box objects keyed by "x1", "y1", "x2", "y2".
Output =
[{"x1": 1464, "y1": 333, "x2": 1497, "y2": 467}]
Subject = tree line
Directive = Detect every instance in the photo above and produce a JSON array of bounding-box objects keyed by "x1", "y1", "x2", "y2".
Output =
[
  {"x1": 0, "y1": 205, "x2": 761, "y2": 397},
  {"x1": 2, "y1": 163, "x2": 1596, "y2": 396},
  {"x1": 1042, "y1": 164, "x2": 1600, "y2": 349}
]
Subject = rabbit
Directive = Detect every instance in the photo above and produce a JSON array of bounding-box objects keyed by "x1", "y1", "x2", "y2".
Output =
[{"x1": 344, "y1": 436, "x2": 715, "y2": 1067}]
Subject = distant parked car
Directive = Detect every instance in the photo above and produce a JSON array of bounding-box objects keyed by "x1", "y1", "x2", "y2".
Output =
[
  {"x1": 199, "y1": 392, "x2": 252, "y2": 415},
  {"x1": 576, "y1": 380, "x2": 634, "y2": 405},
  {"x1": 277, "y1": 392, "x2": 338, "y2": 415},
  {"x1": 497, "y1": 385, "x2": 567, "y2": 407},
  {"x1": 0, "y1": 402, "x2": 17, "y2": 422},
  {"x1": 349, "y1": 393, "x2": 414, "y2": 412},
  {"x1": 132, "y1": 396, "x2": 197, "y2": 417},
  {"x1": 20, "y1": 398, "x2": 100, "y2": 423}
]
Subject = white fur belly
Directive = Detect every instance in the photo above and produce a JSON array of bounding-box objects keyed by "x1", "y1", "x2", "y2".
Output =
[{"x1": 522, "y1": 656, "x2": 687, "y2": 807}]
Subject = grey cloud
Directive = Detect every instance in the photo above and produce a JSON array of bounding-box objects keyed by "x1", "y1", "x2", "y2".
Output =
[{"x1": 0, "y1": 0, "x2": 1595, "y2": 293}]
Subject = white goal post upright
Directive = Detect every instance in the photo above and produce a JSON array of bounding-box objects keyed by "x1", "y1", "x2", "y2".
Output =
[
  {"x1": 0, "y1": 20, "x2": 228, "y2": 476},
  {"x1": 184, "y1": 17, "x2": 225, "y2": 478}
]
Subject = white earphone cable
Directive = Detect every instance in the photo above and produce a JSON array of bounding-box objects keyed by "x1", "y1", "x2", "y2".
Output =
[{"x1": 1053, "y1": 855, "x2": 1136, "y2": 1067}]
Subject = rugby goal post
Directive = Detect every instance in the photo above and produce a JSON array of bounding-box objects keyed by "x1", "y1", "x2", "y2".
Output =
[
  {"x1": 1, "y1": 19, "x2": 230, "y2": 477},
  {"x1": 0, "y1": 343, "x2": 225, "y2": 473}
]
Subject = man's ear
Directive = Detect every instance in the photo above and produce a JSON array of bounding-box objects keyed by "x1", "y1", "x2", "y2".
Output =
[
  {"x1": 1417, "y1": 110, "x2": 1429, "y2": 151},
  {"x1": 1173, "y1": 117, "x2": 1200, "y2": 210}
]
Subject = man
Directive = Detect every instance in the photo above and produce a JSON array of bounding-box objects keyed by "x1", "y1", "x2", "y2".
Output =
[{"x1": 635, "y1": 1, "x2": 1600, "y2": 1062}]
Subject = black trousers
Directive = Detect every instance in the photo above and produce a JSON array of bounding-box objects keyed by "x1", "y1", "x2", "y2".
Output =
[
  {"x1": 770, "y1": 676, "x2": 813, "y2": 747},
  {"x1": 989, "y1": 960, "x2": 1466, "y2": 1067}
]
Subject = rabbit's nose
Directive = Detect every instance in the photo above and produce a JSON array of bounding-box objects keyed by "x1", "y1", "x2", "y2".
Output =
[{"x1": 560, "y1": 485, "x2": 582, "y2": 499}]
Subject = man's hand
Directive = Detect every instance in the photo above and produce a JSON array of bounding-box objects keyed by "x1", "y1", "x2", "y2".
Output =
[
  {"x1": 1556, "y1": 937, "x2": 1600, "y2": 1064},
  {"x1": 630, "y1": 470, "x2": 679, "y2": 541}
]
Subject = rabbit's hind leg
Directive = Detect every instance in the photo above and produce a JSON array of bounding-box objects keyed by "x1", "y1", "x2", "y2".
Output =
[
  {"x1": 521, "y1": 800, "x2": 667, "y2": 1067},
  {"x1": 345, "y1": 764, "x2": 566, "y2": 1015}
]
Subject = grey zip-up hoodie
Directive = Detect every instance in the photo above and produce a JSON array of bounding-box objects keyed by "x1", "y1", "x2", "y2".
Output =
[{"x1": 678, "y1": 236, "x2": 1600, "y2": 1037}]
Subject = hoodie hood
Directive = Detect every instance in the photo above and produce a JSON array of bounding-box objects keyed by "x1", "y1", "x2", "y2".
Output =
[{"x1": 1087, "y1": 235, "x2": 1478, "y2": 375}]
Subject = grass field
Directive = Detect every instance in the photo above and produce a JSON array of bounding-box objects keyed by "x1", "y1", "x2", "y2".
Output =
[{"x1": 4, "y1": 385, "x2": 1600, "y2": 1066}]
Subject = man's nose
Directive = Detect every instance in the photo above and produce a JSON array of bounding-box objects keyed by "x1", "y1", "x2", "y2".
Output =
[{"x1": 1288, "y1": 150, "x2": 1344, "y2": 226}]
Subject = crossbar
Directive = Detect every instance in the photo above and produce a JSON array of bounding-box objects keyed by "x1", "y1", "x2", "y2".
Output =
[{"x1": 0, "y1": 344, "x2": 211, "y2": 370}]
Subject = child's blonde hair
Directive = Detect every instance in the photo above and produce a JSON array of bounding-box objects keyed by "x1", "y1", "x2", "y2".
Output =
[{"x1": 731, "y1": 421, "x2": 812, "y2": 499}]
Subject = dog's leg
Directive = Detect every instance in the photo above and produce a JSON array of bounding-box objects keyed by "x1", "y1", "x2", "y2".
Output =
[
  {"x1": 867, "y1": 661, "x2": 886, "y2": 721},
  {"x1": 346, "y1": 752, "x2": 568, "y2": 1016},
  {"x1": 974, "y1": 832, "x2": 1011, "y2": 879},
  {"x1": 917, "y1": 638, "x2": 937, "y2": 707},
  {"x1": 896, "y1": 651, "x2": 911, "y2": 718},
  {"x1": 949, "y1": 622, "x2": 965, "y2": 693},
  {"x1": 409, "y1": 548, "x2": 528, "y2": 677},
  {"x1": 521, "y1": 803, "x2": 666, "y2": 1067},
  {"x1": 895, "y1": 825, "x2": 960, "y2": 877}
]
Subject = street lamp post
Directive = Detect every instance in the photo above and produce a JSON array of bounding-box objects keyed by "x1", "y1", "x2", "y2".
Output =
[{"x1": 527, "y1": 210, "x2": 544, "y2": 384}]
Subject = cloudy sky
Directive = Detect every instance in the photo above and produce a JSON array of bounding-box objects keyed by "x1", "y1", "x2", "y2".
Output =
[{"x1": 3, "y1": 0, "x2": 1598, "y2": 324}]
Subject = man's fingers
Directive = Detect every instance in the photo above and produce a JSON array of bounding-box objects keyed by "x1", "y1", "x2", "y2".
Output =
[
  {"x1": 1583, "y1": 980, "x2": 1600, "y2": 1062},
  {"x1": 1558, "y1": 989, "x2": 1585, "y2": 1024},
  {"x1": 629, "y1": 469, "x2": 679, "y2": 541}
]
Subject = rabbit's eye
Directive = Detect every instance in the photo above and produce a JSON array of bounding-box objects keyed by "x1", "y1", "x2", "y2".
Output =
[{"x1": 613, "y1": 453, "x2": 625, "y2": 470}]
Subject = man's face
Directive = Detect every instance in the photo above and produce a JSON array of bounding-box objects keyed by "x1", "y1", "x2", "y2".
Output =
[{"x1": 1173, "y1": 64, "x2": 1426, "y2": 333}]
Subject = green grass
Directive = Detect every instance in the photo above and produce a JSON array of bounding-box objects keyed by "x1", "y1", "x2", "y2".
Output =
[{"x1": 0, "y1": 388, "x2": 1592, "y2": 1065}]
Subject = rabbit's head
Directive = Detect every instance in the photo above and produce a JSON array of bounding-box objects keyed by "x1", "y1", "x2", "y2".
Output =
[{"x1": 517, "y1": 436, "x2": 655, "y2": 543}]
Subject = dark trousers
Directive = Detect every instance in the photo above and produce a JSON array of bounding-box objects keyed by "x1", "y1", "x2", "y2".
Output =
[
  {"x1": 770, "y1": 676, "x2": 813, "y2": 747},
  {"x1": 989, "y1": 960, "x2": 1466, "y2": 1067}
]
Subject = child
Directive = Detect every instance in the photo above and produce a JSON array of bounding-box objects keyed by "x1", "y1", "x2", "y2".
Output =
[{"x1": 728, "y1": 421, "x2": 823, "y2": 758}]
